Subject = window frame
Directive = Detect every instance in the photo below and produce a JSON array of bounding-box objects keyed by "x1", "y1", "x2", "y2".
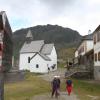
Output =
[
  {"x1": 36, "y1": 64, "x2": 39, "y2": 68},
  {"x1": 98, "y1": 52, "x2": 100, "y2": 61},
  {"x1": 94, "y1": 53, "x2": 97, "y2": 62},
  {"x1": 97, "y1": 31, "x2": 100, "y2": 42},
  {"x1": 28, "y1": 57, "x2": 30, "y2": 63},
  {"x1": 94, "y1": 34, "x2": 96, "y2": 44}
]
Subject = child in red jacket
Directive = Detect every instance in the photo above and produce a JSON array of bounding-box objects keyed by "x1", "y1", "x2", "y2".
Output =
[{"x1": 66, "y1": 78, "x2": 73, "y2": 95}]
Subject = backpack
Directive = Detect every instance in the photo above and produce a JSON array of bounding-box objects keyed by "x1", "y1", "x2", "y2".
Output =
[
  {"x1": 67, "y1": 80, "x2": 72, "y2": 86},
  {"x1": 52, "y1": 79, "x2": 58, "y2": 88}
]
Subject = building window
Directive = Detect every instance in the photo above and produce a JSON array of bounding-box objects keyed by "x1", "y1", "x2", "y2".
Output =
[
  {"x1": 78, "y1": 46, "x2": 84, "y2": 55},
  {"x1": 28, "y1": 57, "x2": 30, "y2": 63},
  {"x1": 98, "y1": 52, "x2": 100, "y2": 61},
  {"x1": 97, "y1": 32, "x2": 100, "y2": 42},
  {"x1": 36, "y1": 64, "x2": 39, "y2": 68},
  {"x1": 94, "y1": 34, "x2": 96, "y2": 44},
  {"x1": 94, "y1": 53, "x2": 97, "y2": 61}
]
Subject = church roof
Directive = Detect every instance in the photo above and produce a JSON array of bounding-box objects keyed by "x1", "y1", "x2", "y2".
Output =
[
  {"x1": 20, "y1": 40, "x2": 44, "y2": 53},
  {"x1": 38, "y1": 53, "x2": 51, "y2": 61},
  {"x1": 26, "y1": 30, "x2": 33, "y2": 38},
  {"x1": 20, "y1": 36, "x2": 55, "y2": 61},
  {"x1": 41, "y1": 44, "x2": 54, "y2": 55}
]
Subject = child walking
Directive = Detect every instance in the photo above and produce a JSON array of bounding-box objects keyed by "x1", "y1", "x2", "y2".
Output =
[{"x1": 66, "y1": 78, "x2": 73, "y2": 95}]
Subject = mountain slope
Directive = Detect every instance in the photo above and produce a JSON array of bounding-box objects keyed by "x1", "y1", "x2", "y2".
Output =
[{"x1": 13, "y1": 24, "x2": 82, "y2": 59}]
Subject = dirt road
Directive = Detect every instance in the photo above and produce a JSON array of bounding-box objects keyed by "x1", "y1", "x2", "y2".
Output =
[
  {"x1": 32, "y1": 92, "x2": 79, "y2": 100},
  {"x1": 31, "y1": 68, "x2": 79, "y2": 100}
]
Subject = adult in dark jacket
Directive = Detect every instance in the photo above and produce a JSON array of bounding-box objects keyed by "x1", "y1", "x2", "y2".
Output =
[
  {"x1": 56, "y1": 76, "x2": 60, "y2": 95},
  {"x1": 51, "y1": 76, "x2": 60, "y2": 98}
]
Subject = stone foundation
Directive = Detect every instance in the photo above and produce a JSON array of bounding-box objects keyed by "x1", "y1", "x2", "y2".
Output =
[
  {"x1": 4, "y1": 70, "x2": 25, "y2": 83},
  {"x1": 94, "y1": 66, "x2": 100, "y2": 80}
]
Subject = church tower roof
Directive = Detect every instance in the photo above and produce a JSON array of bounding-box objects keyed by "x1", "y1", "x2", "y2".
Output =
[
  {"x1": 26, "y1": 30, "x2": 33, "y2": 39},
  {"x1": 26, "y1": 30, "x2": 33, "y2": 43}
]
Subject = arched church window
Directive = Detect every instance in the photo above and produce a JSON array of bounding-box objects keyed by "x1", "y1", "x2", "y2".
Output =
[{"x1": 36, "y1": 64, "x2": 39, "y2": 68}]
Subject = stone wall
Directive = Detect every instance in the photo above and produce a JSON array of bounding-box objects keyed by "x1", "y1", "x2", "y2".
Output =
[
  {"x1": 4, "y1": 70, "x2": 25, "y2": 83},
  {"x1": 94, "y1": 66, "x2": 100, "y2": 80}
]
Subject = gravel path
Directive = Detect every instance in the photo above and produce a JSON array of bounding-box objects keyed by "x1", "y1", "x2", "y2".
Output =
[
  {"x1": 32, "y1": 68, "x2": 79, "y2": 100},
  {"x1": 39, "y1": 68, "x2": 66, "y2": 82},
  {"x1": 31, "y1": 92, "x2": 79, "y2": 100}
]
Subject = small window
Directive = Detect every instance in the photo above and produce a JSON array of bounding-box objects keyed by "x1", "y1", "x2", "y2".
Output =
[
  {"x1": 94, "y1": 53, "x2": 97, "y2": 61},
  {"x1": 28, "y1": 57, "x2": 30, "y2": 63},
  {"x1": 36, "y1": 64, "x2": 39, "y2": 68},
  {"x1": 94, "y1": 34, "x2": 96, "y2": 44},
  {"x1": 98, "y1": 52, "x2": 100, "y2": 61},
  {"x1": 97, "y1": 32, "x2": 100, "y2": 42}
]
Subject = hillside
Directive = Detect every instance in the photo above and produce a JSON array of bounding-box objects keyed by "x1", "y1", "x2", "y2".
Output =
[{"x1": 13, "y1": 24, "x2": 82, "y2": 60}]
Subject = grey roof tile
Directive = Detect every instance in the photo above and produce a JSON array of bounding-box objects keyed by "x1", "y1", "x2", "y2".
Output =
[
  {"x1": 26, "y1": 30, "x2": 33, "y2": 38},
  {"x1": 83, "y1": 34, "x2": 93, "y2": 40},
  {"x1": 38, "y1": 53, "x2": 51, "y2": 61},
  {"x1": 41, "y1": 44, "x2": 54, "y2": 55},
  {"x1": 20, "y1": 40, "x2": 44, "y2": 53},
  {"x1": 20, "y1": 39, "x2": 54, "y2": 61}
]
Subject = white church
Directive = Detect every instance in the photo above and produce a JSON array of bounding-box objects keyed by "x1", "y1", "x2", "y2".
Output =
[{"x1": 19, "y1": 30, "x2": 57, "y2": 73}]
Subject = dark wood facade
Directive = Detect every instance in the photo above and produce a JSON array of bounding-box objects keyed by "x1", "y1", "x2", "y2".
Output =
[{"x1": 0, "y1": 11, "x2": 13, "y2": 72}]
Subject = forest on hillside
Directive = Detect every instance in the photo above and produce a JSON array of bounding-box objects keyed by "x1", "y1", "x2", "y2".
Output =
[{"x1": 12, "y1": 24, "x2": 82, "y2": 60}]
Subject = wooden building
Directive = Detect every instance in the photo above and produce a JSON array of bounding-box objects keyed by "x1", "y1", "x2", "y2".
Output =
[
  {"x1": 0, "y1": 11, "x2": 13, "y2": 72},
  {"x1": 0, "y1": 11, "x2": 13, "y2": 100}
]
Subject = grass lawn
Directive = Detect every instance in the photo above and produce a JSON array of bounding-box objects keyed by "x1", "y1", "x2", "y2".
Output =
[
  {"x1": 61, "y1": 78, "x2": 100, "y2": 100},
  {"x1": 5, "y1": 71, "x2": 100, "y2": 100},
  {"x1": 58, "y1": 62, "x2": 65, "y2": 68},
  {"x1": 4, "y1": 72, "x2": 50, "y2": 100},
  {"x1": 73, "y1": 79, "x2": 100, "y2": 100}
]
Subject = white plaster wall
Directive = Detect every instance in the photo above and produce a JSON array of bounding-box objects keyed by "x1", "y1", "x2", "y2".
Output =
[
  {"x1": 78, "y1": 42, "x2": 85, "y2": 56},
  {"x1": 19, "y1": 46, "x2": 57, "y2": 73},
  {"x1": 77, "y1": 40, "x2": 93, "y2": 56},
  {"x1": 94, "y1": 41, "x2": 100, "y2": 51},
  {"x1": 19, "y1": 53, "x2": 35, "y2": 71},
  {"x1": 19, "y1": 53, "x2": 49, "y2": 73},
  {"x1": 47, "y1": 46, "x2": 57, "y2": 71},
  {"x1": 94, "y1": 39, "x2": 100, "y2": 80},
  {"x1": 29, "y1": 54, "x2": 48, "y2": 73},
  {"x1": 86, "y1": 41, "x2": 93, "y2": 52},
  {"x1": 75, "y1": 50, "x2": 78, "y2": 57}
]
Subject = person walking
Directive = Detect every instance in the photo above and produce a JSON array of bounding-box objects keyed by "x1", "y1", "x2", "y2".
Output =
[
  {"x1": 51, "y1": 76, "x2": 59, "y2": 98},
  {"x1": 66, "y1": 78, "x2": 73, "y2": 96},
  {"x1": 56, "y1": 76, "x2": 60, "y2": 95}
]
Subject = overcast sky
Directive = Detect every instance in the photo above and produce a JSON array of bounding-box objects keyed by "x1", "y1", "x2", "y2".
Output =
[{"x1": 0, "y1": 0, "x2": 100, "y2": 35}]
